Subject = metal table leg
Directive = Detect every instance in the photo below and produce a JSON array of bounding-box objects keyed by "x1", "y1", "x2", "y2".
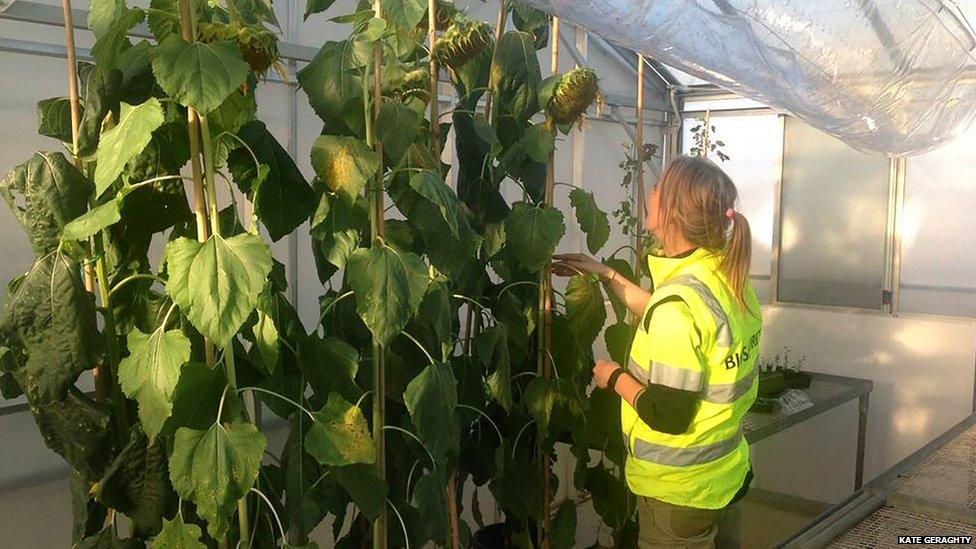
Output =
[{"x1": 855, "y1": 393, "x2": 870, "y2": 489}]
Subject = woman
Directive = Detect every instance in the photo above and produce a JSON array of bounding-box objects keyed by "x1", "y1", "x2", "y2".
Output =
[{"x1": 554, "y1": 155, "x2": 762, "y2": 548}]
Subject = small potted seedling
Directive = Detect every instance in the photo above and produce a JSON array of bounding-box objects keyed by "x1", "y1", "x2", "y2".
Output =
[
  {"x1": 779, "y1": 347, "x2": 812, "y2": 389},
  {"x1": 756, "y1": 354, "x2": 787, "y2": 399}
]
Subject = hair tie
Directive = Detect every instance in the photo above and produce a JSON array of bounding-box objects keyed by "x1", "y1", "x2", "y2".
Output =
[{"x1": 725, "y1": 208, "x2": 736, "y2": 219}]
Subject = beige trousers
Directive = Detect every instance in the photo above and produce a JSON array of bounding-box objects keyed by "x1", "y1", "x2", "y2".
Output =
[{"x1": 636, "y1": 496, "x2": 742, "y2": 549}]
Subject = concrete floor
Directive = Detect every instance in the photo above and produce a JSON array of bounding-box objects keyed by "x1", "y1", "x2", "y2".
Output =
[{"x1": 0, "y1": 474, "x2": 827, "y2": 548}]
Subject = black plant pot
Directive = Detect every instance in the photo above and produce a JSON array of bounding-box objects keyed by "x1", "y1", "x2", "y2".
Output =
[
  {"x1": 470, "y1": 522, "x2": 514, "y2": 549},
  {"x1": 783, "y1": 370, "x2": 812, "y2": 389},
  {"x1": 757, "y1": 371, "x2": 786, "y2": 398}
]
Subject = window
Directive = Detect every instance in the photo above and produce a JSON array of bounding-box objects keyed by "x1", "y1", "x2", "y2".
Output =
[
  {"x1": 776, "y1": 117, "x2": 890, "y2": 309},
  {"x1": 899, "y1": 127, "x2": 976, "y2": 317}
]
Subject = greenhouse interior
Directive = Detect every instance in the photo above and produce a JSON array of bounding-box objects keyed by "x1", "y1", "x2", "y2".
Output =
[{"x1": 2, "y1": 0, "x2": 976, "y2": 547}]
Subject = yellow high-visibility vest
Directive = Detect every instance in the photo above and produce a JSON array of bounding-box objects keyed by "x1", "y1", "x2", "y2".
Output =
[{"x1": 622, "y1": 248, "x2": 762, "y2": 509}]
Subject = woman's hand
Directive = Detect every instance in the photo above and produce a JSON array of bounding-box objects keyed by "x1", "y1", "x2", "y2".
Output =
[
  {"x1": 593, "y1": 359, "x2": 622, "y2": 389},
  {"x1": 552, "y1": 253, "x2": 614, "y2": 279}
]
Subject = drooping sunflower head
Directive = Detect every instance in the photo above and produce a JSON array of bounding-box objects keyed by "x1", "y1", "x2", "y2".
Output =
[
  {"x1": 547, "y1": 67, "x2": 600, "y2": 126},
  {"x1": 433, "y1": 20, "x2": 494, "y2": 70},
  {"x1": 198, "y1": 22, "x2": 280, "y2": 75}
]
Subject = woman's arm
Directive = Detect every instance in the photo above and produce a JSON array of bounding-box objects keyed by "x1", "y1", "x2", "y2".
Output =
[
  {"x1": 552, "y1": 254, "x2": 651, "y2": 316},
  {"x1": 594, "y1": 359, "x2": 699, "y2": 435}
]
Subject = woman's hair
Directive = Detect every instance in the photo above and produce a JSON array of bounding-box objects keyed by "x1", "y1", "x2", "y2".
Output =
[{"x1": 655, "y1": 155, "x2": 752, "y2": 308}]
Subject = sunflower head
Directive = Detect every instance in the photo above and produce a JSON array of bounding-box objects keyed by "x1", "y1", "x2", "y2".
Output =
[
  {"x1": 433, "y1": 20, "x2": 494, "y2": 70},
  {"x1": 547, "y1": 67, "x2": 600, "y2": 126},
  {"x1": 198, "y1": 22, "x2": 279, "y2": 75}
]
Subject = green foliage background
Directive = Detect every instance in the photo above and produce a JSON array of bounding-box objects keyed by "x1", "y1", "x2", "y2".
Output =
[{"x1": 0, "y1": 0, "x2": 640, "y2": 546}]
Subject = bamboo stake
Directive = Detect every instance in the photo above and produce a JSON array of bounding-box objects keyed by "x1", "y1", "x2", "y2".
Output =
[
  {"x1": 370, "y1": 3, "x2": 387, "y2": 548},
  {"x1": 60, "y1": 0, "x2": 103, "y2": 382},
  {"x1": 483, "y1": 0, "x2": 507, "y2": 122},
  {"x1": 428, "y1": 0, "x2": 442, "y2": 166},
  {"x1": 635, "y1": 55, "x2": 646, "y2": 253},
  {"x1": 178, "y1": 0, "x2": 215, "y2": 367}
]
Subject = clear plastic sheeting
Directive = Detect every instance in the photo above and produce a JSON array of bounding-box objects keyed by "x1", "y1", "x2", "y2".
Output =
[{"x1": 521, "y1": 0, "x2": 976, "y2": 156}]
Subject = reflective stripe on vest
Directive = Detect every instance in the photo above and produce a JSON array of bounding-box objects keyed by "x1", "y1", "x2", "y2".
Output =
[
  {"x1": 630, "y1": 358, "x2": 756, "y2": 403},
  {"x1": 659, "y1": 274, "x2": 733, "y2": 347},
  {"x1": 702, "y1": 367, "x2": 758, "y2": 404},
  {"x1": 628, "y1": 358, "x2": 703, "y2": 392},
  {"x1": 634, "y1": 431, "x2": 743, "y2": 467}
]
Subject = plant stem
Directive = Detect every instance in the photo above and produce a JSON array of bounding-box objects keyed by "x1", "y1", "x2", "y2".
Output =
[
  {"x1": 92, "y1": 235, "x2": 131, "y2": 437},
  {"x1": 536, "y1": 17, "x2": 561, "y2": 549},
  {"x1": 199, "y1": 101, "x2": 251, "y2": 549},
  {"x1": 370, "y1": 3, "x2": 387, "y2": 547}
]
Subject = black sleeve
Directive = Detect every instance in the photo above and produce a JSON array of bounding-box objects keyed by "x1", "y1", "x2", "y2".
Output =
[{"x1": 633, "y1": 384, "x2": 700, "y2": 435}]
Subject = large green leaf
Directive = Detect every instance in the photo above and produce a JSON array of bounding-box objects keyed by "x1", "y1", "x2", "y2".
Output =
[
  {"x1": 252, "y1": 307, "x2": 279, "y2": 374},
  {"x1": 376, "y1": 102, "x2": 423, "y2": 163},
  {"x1": 305, "y1": 393, "x2": 376, "y2": 466},
  {"x1": 76, "y1": 527, "x2": 143, "y2": 549},
  {"x1": 282, "y1": 413, "x2": 338, "y2": 542},
  {"x1": 477, "y1": 326, "x2": 511, "y2": 410},
  {"x1": 382, "y1": 0, "x2": 426, "y2": 28},
  {"x1": 525, "y1": 377, "x2": 583, "y2": 449},
  {"x1": 90, "y1": 7, "x2": 145, "y2": 71},
  {"x1": 408, "y1": 170, "x2": 460, "y2": 238},
  {"x1": 36, "y1": 97, "x2": 74, "y2": 143},
  {"x1": 491, "y1": 31, "x2": 542, "y2": 122},
  {"x1": 310, "y1": 192, "x2": 367, "y2": 274},
  {"x1": 404, "y1": 362, "x2": 460, "y2": 461},
  {"x1": 569, "y1": 188, "x2": 610, "y2": 254},
  {"x1": 522, "y1": 123, "x2": 554, "y2": 163},
  {"x1": 551, "y1": 500, "x2": 578, "y2": 549},
  {"x1": 298, "y1": 335, "x2": 361, "y2": 403},
  {"x1": 585, "y1": 463, "x2": 631, "y2": 531},
  {"x1": 310, "y1": 135, "x2": 378, "y2": 200},
  {"x1": 345, "y1": 245, "x2": 429, "y2": 345},
  {"x1": 29, "y1": 388, "x2": 113, "y2": 482},
  {"x1": 165, "y1": 234, "x2": 273, "y2": 348},
  {"x1": 602, "y1": 258, "x2": 636, "y2": 324},
  {"x1": 167, "y1": 362, "x2": 240, "y2": 432},
  {"x1": 70, "y1": 470, "x2": 108, "y2": 544},
  {"x1": 100, "y1": 429, "x2": 171, "y2": 537},
  {"x1": 0, "y1": 152, "x2": 93, "y2": 255},
  {"x1": 565, "y1": 274, "x2": 607, "y2": 349},
  {"x1": 77, "y1": 63, "x2": 124, "y2": 157},
  {"x1": 604, "y1": 322, "x2": 635, "y2": 366},
  {"x1": 118, "y1": 327, "x2": 192, "y2": 439},
  {"x1": 332, "y1": 463, "x2": 387, "y2": 521},
  {"x1": 228, "y1": 121, "x2": 316, "y2": 241},
  {"x1": 94, "y1": 99, "x2": 166, "y2": 196},
  {"x1": 151, "y1": 514, "x2": 205, "y2": 549},
  {"x1": 151, "y1": 35, "x2": 251, "y2": 114},
  {"x1": 88, "y1": 0, "x2": 125, "y2": 39},
  {"x1": 147, "y1": 0, "x2": 180, "y2": 42},
  {"x1": 62, "y1": 199, "x2": 122, "y2": 242},
  {"x1": 0, "y1": 255, "x2": 98, "y2": 401},
  {"x1": 297, "y1": 40, "x2": 362, "y2": 126},
  {"x1": 169, "y1": 422, "x2": 266, "y2": 539},
  {"x1": 503, "y1": 202, "x2": 565, "y2": 273},
  {"x1": 411, "y1": 465, "x2": 451, "y2": 542},
  {"x1": 303, "y1": 0, "x2": 338, "y2": 20}
]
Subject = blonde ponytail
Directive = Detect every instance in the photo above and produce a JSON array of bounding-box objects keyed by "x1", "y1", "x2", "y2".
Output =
[{"x1": 721, "y1": 211, "x2": 752, "y2": 308}]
